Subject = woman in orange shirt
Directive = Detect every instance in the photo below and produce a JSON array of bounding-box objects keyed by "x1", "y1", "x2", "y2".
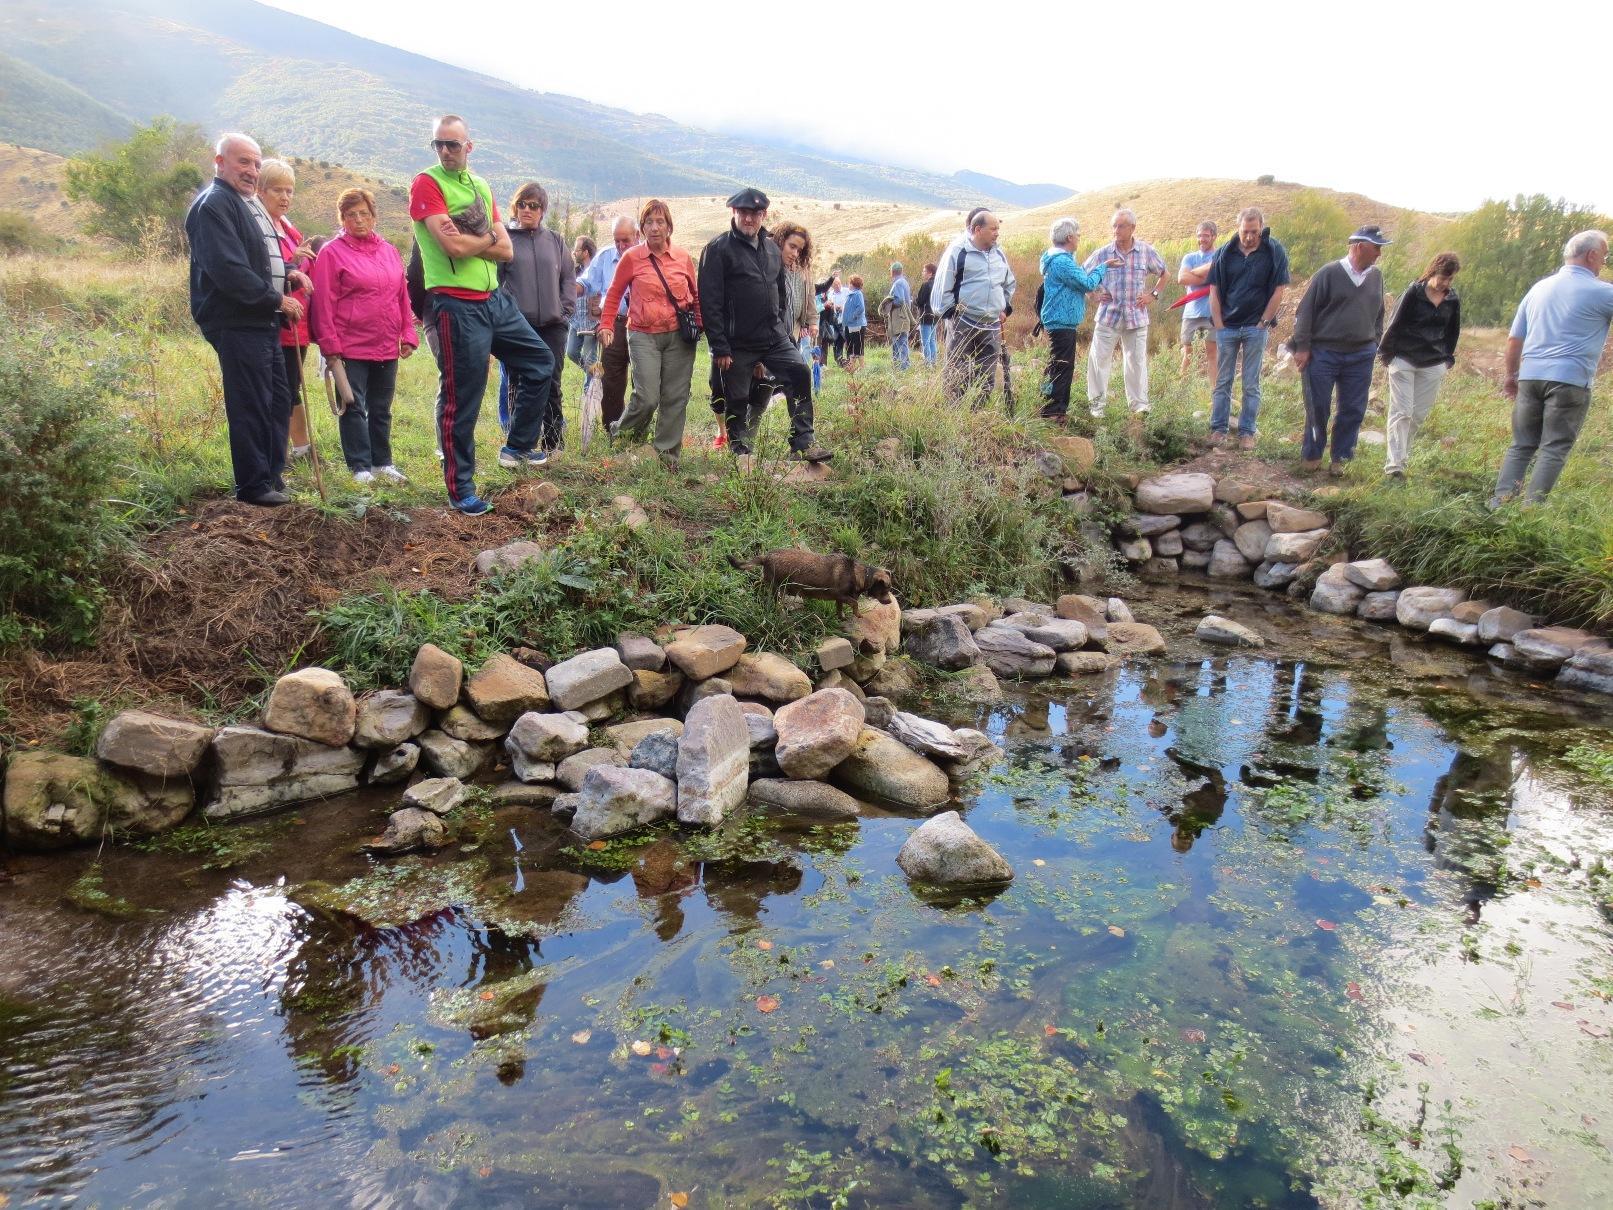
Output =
[{"x1": 599, "y1": 198, "x2": 701, "y2": 469}]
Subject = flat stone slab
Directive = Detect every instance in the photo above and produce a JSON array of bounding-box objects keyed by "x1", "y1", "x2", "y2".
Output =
[
  {"x1": 1265, "y1": 502, "x2": 1330, "y2": 533},
  {"x1": 1343, "y1": 558, "x2": 1400, "y2": 591},
  {"x1": 1135, "y1": 472, "x2": 1215, "y2": 515},
  {"x1": 545, "y1": 648, "x2": 633, "y2": 711},
  {"x1": 96, "y1": 709, "x2": 214, "y2": 778}
]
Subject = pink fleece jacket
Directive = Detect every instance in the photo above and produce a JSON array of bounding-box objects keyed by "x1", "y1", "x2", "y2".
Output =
[{"x1": 309, "y1": 231, "x2": 418, "y2": 361}]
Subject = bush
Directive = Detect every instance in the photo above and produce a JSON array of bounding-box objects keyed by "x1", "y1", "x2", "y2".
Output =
[
  {"x1": 1256, "y1": 174, "x2": 1277, "y2": 186},
  {"x1": 0, "y1": 325, "x2": 124, "y2": 645},
  {"x1": 1447, "y1": 194, "x2": 1611, "y2": 326},
  {"x1": 0, "y1": 210, "x2": 52, "y2": 255}
]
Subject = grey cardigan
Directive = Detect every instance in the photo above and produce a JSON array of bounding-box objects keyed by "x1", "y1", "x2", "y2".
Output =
[{"x1": 499, "y1": 224, "x2": 576, "y2": 329}]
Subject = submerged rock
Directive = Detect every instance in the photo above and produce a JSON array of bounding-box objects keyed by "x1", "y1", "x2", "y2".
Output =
[
  {"x1": 1107, "y1": 622, "x2": 1167, "y2": 657},
  {"x1": 570, "y1": 766, "x2": 679, "y2": 840},
  {"x1": 1195, "y1": 615, "x2": 1266, "y2": 648},
  {"x1": 96, "y1": 709, "x2": 214, "y2": 778},
  {"x1": 896, "y1": 810, "x2": 1013, "y2": 884},
  {"x1": 4, "y1": 751, "x2": 194, "y2": 849},
  {"x1": 364, "y1": 807, "x2": 449, "y2": 855}
]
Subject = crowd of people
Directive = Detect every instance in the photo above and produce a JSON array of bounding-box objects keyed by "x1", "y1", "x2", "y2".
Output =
[{"x1": 185, "y1": 116, "x2": 1613, "y2": 514}]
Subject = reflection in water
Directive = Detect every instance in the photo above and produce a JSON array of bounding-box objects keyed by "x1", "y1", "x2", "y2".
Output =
[{"x1": 3, "y1": 649, "x2": 1612, "y2": 1208}]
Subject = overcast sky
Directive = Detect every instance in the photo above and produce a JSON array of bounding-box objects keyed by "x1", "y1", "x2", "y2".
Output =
[{"x1": 263, "y1": 0, "x2": 1602, "y2": 214}]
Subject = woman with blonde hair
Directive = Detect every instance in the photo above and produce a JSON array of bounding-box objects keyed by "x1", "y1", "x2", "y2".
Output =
[
  {"x1": 598, "y1": 199, "x2": 701, "y2": 469},
  {"x1": 1379, "y1": 251, "x2": 1462, "y2": 479},
  {"x1": 309, "y1": 188, "x2": 417, "y2": 483},
  {"x1": 256, "y1": 158, "x2": 315, "y2": 458}
]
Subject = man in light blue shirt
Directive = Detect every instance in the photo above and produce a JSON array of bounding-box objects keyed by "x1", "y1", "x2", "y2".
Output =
[
  {"x1": 934, "y1": 210, "x2": 1017, "y2": 405},
  {"x1": 1492, "y1": 230, "x2": 1613, "y2": 504},
  {"x1": 1177, "y1": 220, "x2": 1218, "y2": 380},
  {"x1": 579, "y1": 214, "x2": 637, "y2": 426}
]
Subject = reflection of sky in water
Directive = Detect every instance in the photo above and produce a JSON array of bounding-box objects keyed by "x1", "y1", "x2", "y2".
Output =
[{"x1": 1, "y1": 655, "x2": 1610, "y2": 1208}]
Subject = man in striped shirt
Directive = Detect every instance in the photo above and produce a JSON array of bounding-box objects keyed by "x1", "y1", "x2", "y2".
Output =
[{"x1": 1083, "y1": 208, "x2": 1169, "y2": 420}]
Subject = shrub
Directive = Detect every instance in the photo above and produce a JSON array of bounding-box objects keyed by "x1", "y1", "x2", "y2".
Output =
[
  {"x1": 0, "y1": 325, "x2": 123, "y2": 645},
  {"x1": 0, "y1": 210, "x2": 52, "y2": 255},
  {"x1": 1256, "y1": 174, "x2": 1277, "y2": 186}
]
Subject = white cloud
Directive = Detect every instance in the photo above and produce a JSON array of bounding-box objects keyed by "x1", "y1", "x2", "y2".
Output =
[{"x1": 262, "y1": 0, "x2": 1605, "y2": 213}]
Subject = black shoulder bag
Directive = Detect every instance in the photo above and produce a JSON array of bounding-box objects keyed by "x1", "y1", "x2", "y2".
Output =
[{"x1": 649, "y1": 252, "x2": 702, "y2": 346}]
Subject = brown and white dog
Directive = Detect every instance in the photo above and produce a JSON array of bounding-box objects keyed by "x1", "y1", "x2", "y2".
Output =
[{"x1": 728, "y1": 549, "x2": 894, "y2": 616}]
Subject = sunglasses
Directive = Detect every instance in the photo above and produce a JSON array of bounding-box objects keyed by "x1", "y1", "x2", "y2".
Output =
[
  {"x1": 514, "y1": 200, "x2": 543, "y2": 212},
  {"x1": 430, "y1": 139, "x2": 464, "y2": 152}
]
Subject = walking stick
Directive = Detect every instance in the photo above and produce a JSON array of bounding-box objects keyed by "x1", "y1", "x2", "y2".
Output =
[
  {"x1": 999, "y1": 322, "x2": 1016, "y2": 418},
  {"x1": 294, "y1": 325, "x2": 328, "y2": 503}
]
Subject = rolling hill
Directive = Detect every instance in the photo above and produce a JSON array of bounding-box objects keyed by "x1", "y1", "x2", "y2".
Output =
[{"x1": 0, "y1": 0, "x2": 1066, "y2": 210}]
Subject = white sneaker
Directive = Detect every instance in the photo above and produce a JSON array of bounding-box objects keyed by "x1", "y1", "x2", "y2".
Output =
[
  {"x1": 376, "y1": 465, "x2": 408, "y2": 483},
  {"x1": 1089, "y1": 403, "x2": 1106, "y2": 419},
  {"x1": 352, "y1": 469, "x2": 375, "y2": 485}
]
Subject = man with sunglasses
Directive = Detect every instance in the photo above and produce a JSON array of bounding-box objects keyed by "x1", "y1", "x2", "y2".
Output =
[
  {"x1": 579, "y1": 214, "x2": 639, "y2": 427},
  {"x1": 410, "y1": 114, "x2": 554, "y2": 515}
]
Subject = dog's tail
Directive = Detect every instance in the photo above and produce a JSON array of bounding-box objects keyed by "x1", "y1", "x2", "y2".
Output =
[{"x1": 727, "y1": 554, "x2": 759, "y2": 572}]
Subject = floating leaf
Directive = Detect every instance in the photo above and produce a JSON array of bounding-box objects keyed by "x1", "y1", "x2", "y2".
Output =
[
  {"x1": 1107, "y1": 925, "x2": 1126, "y2": 938},
  {"x1": 478, "y1": 1166, "x2": 493, "y2": 1179},
  {"x1": 1552, "y1": 1001, "x2": 1575, "y2": 1011},
  {"x1": 1044, "y1": 1024, "x2": 1058, "y2": 1037},
  {"x1": 819, "y1": 959, "x2": 835, "y2": 970},
  {"x1": 1181, "y1": 1028, "x2": 1207, "y2": 1043},
  {"x1": 1525, "y1": 877, "x2": 1542, "y2": 889},
  {"x1": 631, "y1": 1039, "x2": 653, "y2": 1056},
  {"x1": 1506, "y1": 1144, "x2": 1534, "y2": 1164},
  {"x1": 924, "y1": 974, "x2": 942, "y2": 988},
  {"x1": 1345, "y1": 982, "x2": 1364, "y2": 1001},
  {"x1": 670, "y1": 1194, "x2": 690, "y2": 1209},
  {"x1": 650, "y1": 1062, "x2": 668, "y2": 1076},
  {"x1": 571, "y1": 1029, "x2": 592, "y2": 1045},
  {"x1": 1316, "y1": 919, "x2": 1337, "y2": 932},
  {"x1": 656, "y1": 1046, "x2": 672, "y2": 1060},
  {"x1": 755, "y1": 939, "x2": 773, "y2": 951},
  {"x1": 755, "y1": 995, "x2": 780, "y2": 1014},
  {"x1": 479, "y1": 990, "x2": 496, "y2": 1002},
  {"x1": 587, "y1": 840, "x2": 608, "y2": 851},
  {"x1": 1032, "y1": 858, "x2": 1047, "y2": 867}
]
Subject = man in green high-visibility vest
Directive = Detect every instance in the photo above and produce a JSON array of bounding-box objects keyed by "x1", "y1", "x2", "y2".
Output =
[{"x1": 409, "y1": 114, "x2": 555, "y2": 515}]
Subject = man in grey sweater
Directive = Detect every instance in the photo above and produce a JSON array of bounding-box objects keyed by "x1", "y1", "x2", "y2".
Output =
[{"x1": 1291, "y1": 226, "x2": 1390, "y2": 472}]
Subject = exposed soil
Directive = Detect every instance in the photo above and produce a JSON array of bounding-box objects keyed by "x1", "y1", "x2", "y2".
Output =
[{"x1": 1, "y1": 481, "x2": 571, "y2": 746}]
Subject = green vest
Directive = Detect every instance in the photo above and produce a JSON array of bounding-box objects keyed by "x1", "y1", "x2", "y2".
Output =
[{"x1": 412, "y1": 165, "x2": 499, "y2": 294}]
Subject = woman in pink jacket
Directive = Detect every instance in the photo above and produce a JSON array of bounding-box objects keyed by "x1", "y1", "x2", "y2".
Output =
[{"x1": 310, "y1": 188, "x2": 418, "y2": 484}]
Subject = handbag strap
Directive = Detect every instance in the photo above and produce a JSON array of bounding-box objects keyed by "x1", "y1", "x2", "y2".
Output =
[{"x1": 647, "y1": 251, "x2": 687, "y2": 314}]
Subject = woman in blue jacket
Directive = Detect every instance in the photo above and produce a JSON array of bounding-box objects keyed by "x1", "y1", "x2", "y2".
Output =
[
  {"x1": 1039, "y1": 218, "x2": 1121, "y2": 420},
  {"x1": 841, "y1": 275, "x2": 868, "y2": 372}
]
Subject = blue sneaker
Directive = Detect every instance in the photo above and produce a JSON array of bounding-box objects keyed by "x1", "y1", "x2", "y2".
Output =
[
  {"x1": 452, "y1": 494, "x2": 494, "y2": 516},
  {"x1": 498, "y1": 445, "x2": 549, "y2": 470}
]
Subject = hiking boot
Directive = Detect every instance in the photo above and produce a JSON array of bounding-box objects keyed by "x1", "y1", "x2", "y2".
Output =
[
  {"x1": 658, "y1": 451, "x2": 680, "y2": 471},
  {"x1": 452, "y1": 494, "x2": 494, "y2": 516},
  {"x1": 1237, "y1": 434, "x2": 1258, "y2": 452},
  {"x1": 1328, "y1": 460, "x2": 1349, "y2": 478},
  {"x1": 352, "y1": 469, "x2": 375, "y2": 485},
  {"x1": 1207, "y1": 431, "x2": 1227, "y2": 446},
  {"x1": 376, "y1": 465, "x2": 408, "y2": 483},
  {"x1": 789, "y1": 445, "x2": 834, "y2": 464},
  {"x1": 1300, "y1": 458, "x2": 1323, "y2": 472},
  {"x1": 242, "y1": 489, "x2": 290, "y2": 507}
]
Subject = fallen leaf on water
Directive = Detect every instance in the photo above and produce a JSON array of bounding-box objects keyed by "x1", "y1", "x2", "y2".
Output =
[
  {"x1": 1525, "y1": 878, "x2": 1542, "y2": 889},
  {"x1": 1044, "y1": 1024, "x2": 1058, "y2": 1037},
  {"x1": 1552, "y1": 1001, "x2": 1575, "y2": 1011},
  {"x1": 650, "y1": 1062, "x2": 668, "y2": 1076},
  {"x1": 1182, "y1": 1028, "x2": 1207, "y2": 1043},
  {"x1": 925, "y1": 974, "x2": 943, "y2": 988},
  {"x1": 1506, "y1": 1145, "x2": 1534, "y2": 1164},
  {"x1": 631, "y1": 1040, "x2": 653, "y2": 1056},
  {"x1": 656, "y1": 1046, "x2": 672, "y2": 1060},
  {"x1": 755, "y1": 939, "x2": 773, "y2": 951},
  {"x1": 1345, "y1": 982, "x2": 1364, "y2": 1001},
  {"x1": 819, "y1": 959, "x2": 835, "y2": 970},
  {"x1": 670, "y1": 1194, "x2": 690, "y2": 1209},
  {"x1": 1032, "y1": 858, "x2": 1047, "y2": 867},
  {"x1": 1408, "y1": 1051, "x2": 1429, "y2": 1065},
  {"x1": 1578, "y1": 1020, "x2": 1609, "y2": 1038},
  {"x1": 479, "y1": 990, "x2": 496, "y2": 1002},
  {"x1": 587, "y1": 840, "x2": 608, "y2": 851},
  {"x1": 478, "y1": 1166, "x2": 493, "y2": 1179},
  {"x1": 1107, "y1": 925, "x2": 1126, "y2": 938},
  {"x1": 386, "y1": 1064, "x2": 401, "y2": 1075},
  {"x1": 1316, "y1": 919, "x2": 1337, "y2": 932},
  {"x1": 755, "y1": 995, "x2": 780, "y2": 1014},
  {"x1": 571, "y1": 1029, "x2": 592, "y2": 1045}
]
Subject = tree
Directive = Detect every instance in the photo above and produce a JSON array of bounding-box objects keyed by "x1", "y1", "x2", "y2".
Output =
[
  {"x1": 1447, "y1": 194, "x2": 1610, "y2": 326},
  {"x1": 63, "y1": 117, "x2": 212, "y2": 252},
  {"x1": 1277, "y1": 189, "x2": 1355, "y2": 278}
]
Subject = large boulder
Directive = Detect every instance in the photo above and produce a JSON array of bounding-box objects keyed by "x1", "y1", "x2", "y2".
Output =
[
  {"x1": 1001, "y1": 615, "x2": 1089, "y2": 652},
  {"x1": 570, "y1": 766, "x2": 679, "y2": 840},
  {"x1": 1135, "y1": 472, "x2": 1215, "y2": 515},
  {"x1": 506, "y1": 711, "x2": 589, "y2": 782},
  {"x1": 544, "y1": 648, "x2": 633, "y2": 711},
  {"x1": 676, "y1": 694, "x2": 750, "y2": 825},
  {"x1": 896, "y1": 811, "x2": 1013, "y2": 884},
  {"x1": 1054, "y1": 595, "x2": 1108, "y2": 643},
  {"x1": 4, "y1": 751, "x2": 193, "y2": 849},
  {"x1": 830, "y1": 727, "x2": 951, "y2": 810},
  {"x1": 1310, "y1": 564, "x2": 1367, "y2": 616},
  {"x1": 96, "y1": 709, "x2": 214, "y2": 778},
  {"x1": 973, "y1": 625, "x2": 1056, "y2": 678},
  {"x1": 1395, "y1": 586, "x2": 1468, "y2": 631},
  {"x1": 464, "y1": 654, "x2": 550, "y2": 723},
  {"x1": 1195, "y1": 615, "x2": 1265, "y2": 648},
  {"x1": 748, "y1": 778, "x2": 862, "y2": 821},
  {"x1": 1263, "y1": 529, "x2": 1329, "y2": 563},
  {"x1": 741, "y1": 704, "x2": 777, "y2": 750},
  {"x1": 263, "y1": 667, "x2": 356, "y2": 747},
  {"x1": 774, "y1": 688, "x2": 865, "y2": 779},
  {"x1": 905, "y1": 614, "x2": 981, "y2": 671},
  {"x1": 1265, "y1": 502, "x2": 1331, "y2": 533},
  {"x1": 1208, "y1": 540, "x2": 1252, "y2": 580},
  {"x1": 364, "y1": 807, "x2": 449, "y2": 856},
  {"x1": 845, "y1": 596, "x2": 902, "y2": 658},
  {"x1": 888, "y1": 712, "x2": 970, "y2": 762},
  {"x1": 725, "y1": 652, "x2": 813, "y2": 703},
  {"x1": 950, "y1": 663, "x2": 1003, "y2": 702},
  {"x1": 352, "y1": 691, "x2": 430, "y2": 750},
  {"x1": 901, "y1": 602, "x2": 992, "y2": 634},
  {"x1": 1107, "y1": 622, "x2": 1167, "y2": 657},
  {"x1": 1476, "y1": 605, "x2": 1536, "y2": 645},
  {"x1": 1342, "y1": 558, "x2": 1401, "y2": 592},
  {"x1": 408, "y1": 643, "x2": 463, "y2": 710},
  {"x1": 665, "y1": 624, "x2": 747, "y2": 679},
  {"x1": 416, "y1": 729, "x2": 490, "y2": 780},
  {"x1": 1511, "y1": 627, "x2": 1604, "y2": 672},
  {"x1": 1558, "y1": 648, "x2": 1613, "y2": 696},
  {"x1": 1232, "y1": 520, "x2": 1273, "y2": 564},
  {"x1": 206, "y1": 726, "x2": 365, "y2": 820},
  {"x1": 947, "y1": 728, "x2": 1005, "y2": 778}
]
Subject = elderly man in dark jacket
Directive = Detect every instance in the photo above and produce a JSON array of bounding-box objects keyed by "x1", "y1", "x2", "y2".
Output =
[
  {"x1": 186, "y1": 132, "x2": 308, "y2": 506},
  {"x1": 698, "y1": 187, "x2": 831, "y2": 463}
]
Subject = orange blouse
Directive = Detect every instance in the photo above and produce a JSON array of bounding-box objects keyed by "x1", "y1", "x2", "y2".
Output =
[{"x1": 600, "y1": 243, "x2": 702, "y2": 335}]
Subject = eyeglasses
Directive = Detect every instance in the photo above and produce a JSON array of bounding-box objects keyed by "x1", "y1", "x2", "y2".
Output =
[
  {"x1": 430, "y1": 139, "x2": 464, "y2": 152},
  {"x1": 514, "y1": 200, "x2": 543, "y2": 212}
]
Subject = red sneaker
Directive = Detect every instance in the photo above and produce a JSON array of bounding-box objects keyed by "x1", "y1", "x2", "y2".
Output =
[{"x1": 712, "y1": 432, "x2": 728, "y2": 450}]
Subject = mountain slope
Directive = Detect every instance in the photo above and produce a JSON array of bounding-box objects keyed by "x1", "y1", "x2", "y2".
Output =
[
  {"x1": 0, "y1": 53, "x2": 134, "y2": 154},
  {"x1": 0, "y1": 0, "x2": 1046, "y2": 208}
]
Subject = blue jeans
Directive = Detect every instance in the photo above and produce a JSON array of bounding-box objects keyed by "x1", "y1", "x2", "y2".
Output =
[
  {"x1": 432, "y1": 291, "x2": 554, "y2": 504},
  {"x1": 567, "y1": 327, "x2": 598, "y2": 371},
  {"x1": 919, "y1": 321, "x2": 938, "y2": 366},
  {"x1": 1210, "y1": 326, "x2": 1268, "y2": 437},
  {"x1": 1302, "y1": 346, "x2": 1376, "y2": 462},
  {"x1": 891, "y1": 330, "x2": 910, "y2": 370}
]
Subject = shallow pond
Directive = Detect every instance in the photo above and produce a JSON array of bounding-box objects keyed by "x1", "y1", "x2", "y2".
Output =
[{"x1": 4, "y1": 593, "x2": 1613, "y2": 1208}]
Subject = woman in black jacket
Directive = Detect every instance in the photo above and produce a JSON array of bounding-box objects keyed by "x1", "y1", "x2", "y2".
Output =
[{"x1": 1379, "y1": 252, "x2": 1461, "y2": 478}]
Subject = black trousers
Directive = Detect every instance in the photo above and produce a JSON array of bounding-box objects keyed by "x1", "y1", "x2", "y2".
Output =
[
  {"x1": 600, "y1": 313, "x2": 629, "y2": 426},
  {"x1": 721, "y1": 340, "x2": 815, "y2": 455},
  {"x1": 207, "y1": 324, "x2": 292, "y2": 499},
  {"x1": 1042, "y1": 328, "x2": 1078, "y2": 417}
]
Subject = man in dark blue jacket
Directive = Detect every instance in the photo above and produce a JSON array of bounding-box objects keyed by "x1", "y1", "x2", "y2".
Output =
[
  {"x1": 1207, "y1": 207, "x2": 1290, "y2": 449},
  {"x1": 185, "y1": 133, "x2": 307, "y2": 506}
]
